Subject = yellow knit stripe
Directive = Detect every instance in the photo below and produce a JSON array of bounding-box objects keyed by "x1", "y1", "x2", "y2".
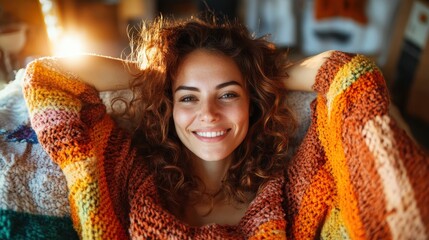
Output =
[
  {"x1": 363, "y1": 115, "x2": 427, "y2": 240},
  {"x1": 326, "y1": 55, "x2": 377, "y2": 115},
  {"x1": 71, "y1": 179, "x2": 105, "y2": 239},
  {"x1": 321, "y1": 208, "x2": 351, "y2": 239},
  {"x1": 62, "y1": 157, "x2": 98, "y2": 190},
  {"x1": 28, "y1": 59, "x2": 89, "y2": 95},
  {"x1": 316, "y1": 91, "x2": 366, "y2": 239},
  {"x1": 65, "y1": 158, "x2": 114, "y2": 239},
  {"x1": 249, "y1": 219, "x2": 286, "y2": 240},
  {"x1": 25, "y1": 88, "x2": 81, "y2": 118},
  {"x1": 63, "y1": 157, "x2": 100, "y2": 238}
]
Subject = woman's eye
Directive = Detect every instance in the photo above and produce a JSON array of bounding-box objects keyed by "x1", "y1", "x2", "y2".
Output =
[
  {"x1": 220, "y1": 92, "x2": 238, "y2": 99},
  {"x1": 179, "y1": 95, "x2": 197, "y2": 102}
]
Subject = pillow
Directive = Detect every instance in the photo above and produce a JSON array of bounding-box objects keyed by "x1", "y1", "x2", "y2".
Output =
[{"x1": 0, "y1": 69, "x2": 77, "y2": 238}]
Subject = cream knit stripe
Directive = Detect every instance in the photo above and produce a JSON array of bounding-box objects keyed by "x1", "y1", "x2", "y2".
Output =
[{"x1": 363, "y1": 115, "x2": 427, "y2": 240}]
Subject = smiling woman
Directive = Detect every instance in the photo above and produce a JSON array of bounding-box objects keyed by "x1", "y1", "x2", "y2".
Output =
[
  {"x1": 172, "y1": 50, "x2": 252, "y2": 224},
  {"x1": 173, "y1": 49, "x2": 250, "y2": 163},
  {"x1": 125, "y1": 17, "x2": 294, "y2": 227},
  {"x1": 21, "y1": 14, "x2": 429, "y2": 239}
]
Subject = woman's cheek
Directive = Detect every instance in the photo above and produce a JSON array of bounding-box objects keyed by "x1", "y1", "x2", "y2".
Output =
[{"x1": 173, "y1": 106, "x2": 194, "y2": 128}]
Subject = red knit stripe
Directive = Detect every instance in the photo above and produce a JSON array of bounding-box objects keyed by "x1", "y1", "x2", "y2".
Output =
[
  {"x1": 97, "y1": 119, "x2": 135, "y2": 232},
  {"x1": 285, "y1": 110, "x2": 326, "y2": 220},
  {"x1": 292, "y1": 167, "x2": 335, "y2": 239}
]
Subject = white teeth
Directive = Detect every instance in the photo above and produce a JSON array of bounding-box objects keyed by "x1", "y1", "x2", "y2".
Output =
[{"x1": 195, "y1": 131, "x2": 226, "y2": 138}]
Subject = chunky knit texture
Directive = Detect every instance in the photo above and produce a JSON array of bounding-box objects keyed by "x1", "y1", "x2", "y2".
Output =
[
  {"x1": 21, "y1": 51, "x2": 429, "y2": 239},
  {"x1": 0, "y1": 69, "x2": 77, "y2": 239}
]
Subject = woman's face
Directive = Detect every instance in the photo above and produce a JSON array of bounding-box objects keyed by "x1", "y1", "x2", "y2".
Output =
[{"x1": 172, "y1": 49, "x2": 250, "y2": 162}]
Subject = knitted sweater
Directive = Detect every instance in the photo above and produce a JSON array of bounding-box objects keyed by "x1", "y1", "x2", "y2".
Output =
[{"x1": 22, "y1": 51, "x2": 429, "y2": 239}]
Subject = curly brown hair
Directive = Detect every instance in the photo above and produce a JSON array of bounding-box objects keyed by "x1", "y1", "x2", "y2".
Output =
[{"x1": 124, "y1": 15, "x2": 296, "y2": 215}]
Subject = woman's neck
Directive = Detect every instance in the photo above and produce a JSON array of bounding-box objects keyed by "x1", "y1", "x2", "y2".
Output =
[
  {"x1": 183, "y1": 154, "x2": 256, "y2": 226},
  {"x1": 191, "y1": 155, "x2": 232, "y2": 194}
]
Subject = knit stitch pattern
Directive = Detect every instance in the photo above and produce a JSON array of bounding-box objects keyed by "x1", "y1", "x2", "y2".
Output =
[
  {"x1": 0, "y1": 69, "x2": 78, "y2": 239},
  {"x1": 285, "y1": 51, "x2": 429, "y2": 239},
  {"x1": 21, "y1": 51, "x2": 429, "y2": 239}
]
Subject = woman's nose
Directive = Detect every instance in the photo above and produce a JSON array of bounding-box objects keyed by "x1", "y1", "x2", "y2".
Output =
[{"x1": 199, "y1": 100, "x2": 219, "y2": 122}]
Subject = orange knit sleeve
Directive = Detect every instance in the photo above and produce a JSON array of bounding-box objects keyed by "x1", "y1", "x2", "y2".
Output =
[
  {"x1": 314, "y1": 51, "x2": 429, "y2": 239},
  {"x1": 22, "y1": 58, "x2": 133, "y2": 239}
]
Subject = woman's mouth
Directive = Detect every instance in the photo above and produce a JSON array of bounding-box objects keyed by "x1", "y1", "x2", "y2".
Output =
[
  {"x1": 192, "y1": 129, "x2": 231, "y2": 141},
  {"x1": 194, "y1": 130, "x2": 227, "y2": 138}
]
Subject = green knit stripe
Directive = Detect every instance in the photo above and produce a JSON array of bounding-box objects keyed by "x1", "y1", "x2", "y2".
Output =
[{"x1": 0, "y1": 209, "x2": 78, "y2": 240}]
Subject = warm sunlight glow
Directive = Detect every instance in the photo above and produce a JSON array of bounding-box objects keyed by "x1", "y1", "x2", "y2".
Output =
[
  {"x1": 53, "y1": 34, "x2": 86, "y2": 56},
  {"x1": 39, "y1": 0, "x2": 61, "y2": 42}
]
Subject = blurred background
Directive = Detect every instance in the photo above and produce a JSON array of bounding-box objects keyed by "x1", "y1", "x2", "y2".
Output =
[{"x1": 0, "y1": 0, "x2": 428, "y2": 151}]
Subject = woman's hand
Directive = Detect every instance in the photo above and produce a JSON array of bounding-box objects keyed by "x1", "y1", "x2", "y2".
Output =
[
  {"x1": 283, "y1": 50, "x2": 334, "y2": 92},
  {"x1": 54, "y1": 54, "x2": 140, "y2": 91}
]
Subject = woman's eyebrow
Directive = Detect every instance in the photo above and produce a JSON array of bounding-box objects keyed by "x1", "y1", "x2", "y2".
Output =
[
  {"x1": 174, "y1": 86, "x2": 199, "y2": 92},
  {"x1": 174, "y1": 80, "x2": 242, "y2": 93},
  {"x1": 216, "y1": 80, "x2": 242, "y2": 90}
]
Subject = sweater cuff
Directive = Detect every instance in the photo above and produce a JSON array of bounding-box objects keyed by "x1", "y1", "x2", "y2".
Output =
[{"x1": 312, "y1": 51, "x2": 356, "y2": 95}]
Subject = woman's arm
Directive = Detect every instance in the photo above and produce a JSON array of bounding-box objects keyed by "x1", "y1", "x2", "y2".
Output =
[
  {"x1": 283, "y1": 50, "x2": 334, "y2": 92},
  {"x1": 53, "y1": 54, "x2": 140, "y2": 91},
  {"x1": 286, "y1": 51, "x2": 429, "y2": 239},
  {"x1": 23, "y1": 56, "x2": 137, "y2": 238}
]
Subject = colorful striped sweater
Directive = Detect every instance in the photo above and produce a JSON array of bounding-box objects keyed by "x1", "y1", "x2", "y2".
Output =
[{"x1": 22, "y1": 51, "x2": 429, "y2": 239}]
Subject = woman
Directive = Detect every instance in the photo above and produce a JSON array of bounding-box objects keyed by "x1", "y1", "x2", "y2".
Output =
[{"x1": 23, "y1": 16, "x2": 428, "y2": 239}]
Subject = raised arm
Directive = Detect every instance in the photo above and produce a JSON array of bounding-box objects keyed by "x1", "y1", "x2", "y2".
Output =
[
  {"x1": 51, "y1": 54, "x2": 140, "y2": 91},
  {"x1": 23, "y1": 55, "x2": 138, "y2": 238},
  {"x1": 285, "y1": 50, "x2": 429, "y2": 239},
  {"x1": 283, "y1": 50, "x2": 334, "y2": 92}
]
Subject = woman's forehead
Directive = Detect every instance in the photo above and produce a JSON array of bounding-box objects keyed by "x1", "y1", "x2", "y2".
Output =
[{"x1": 172, "y1": 49, "x2": 245, "y2": 89}]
